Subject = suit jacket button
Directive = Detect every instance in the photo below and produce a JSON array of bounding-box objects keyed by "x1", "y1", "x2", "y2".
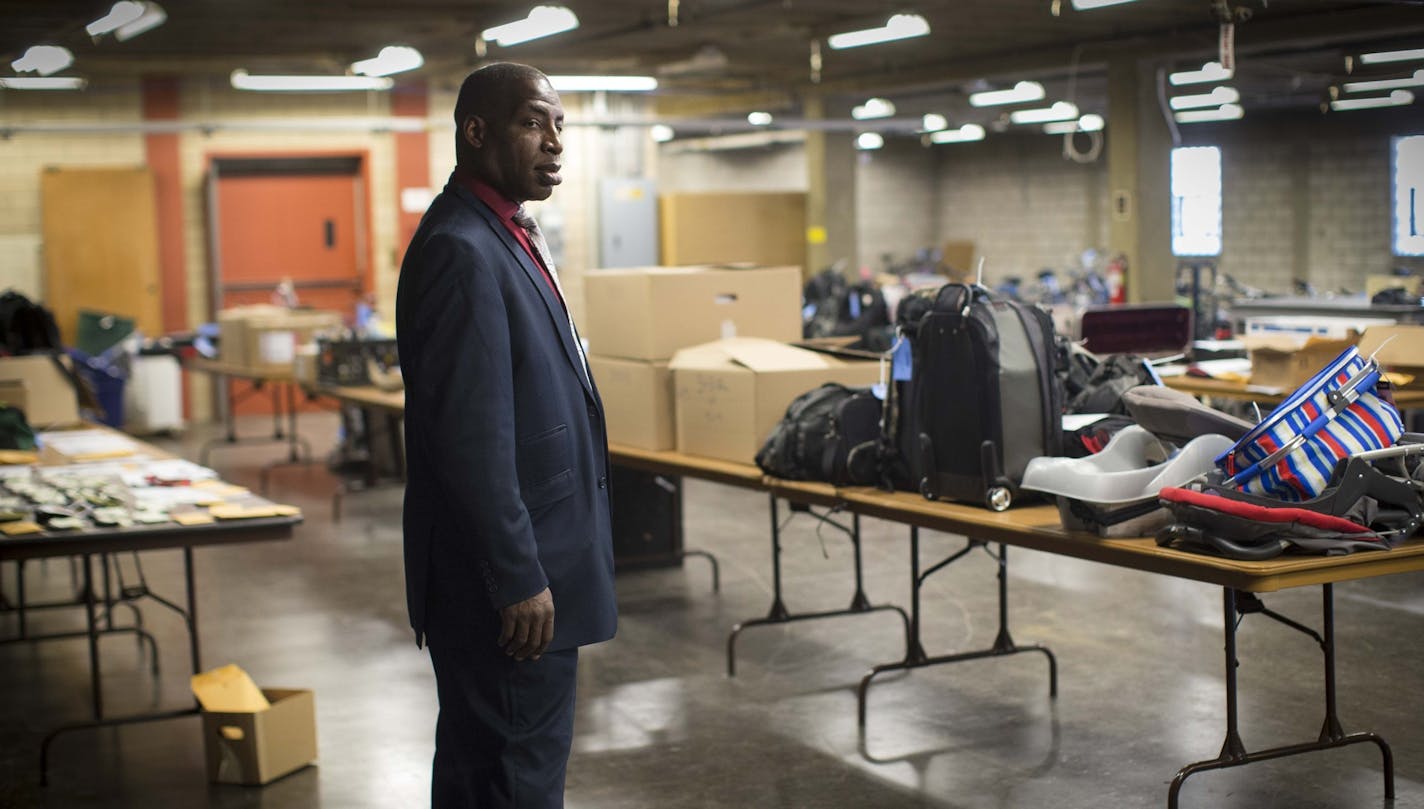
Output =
[
  {"x1": 587, "y1": 405, "x2": 598, "y2": 420},
  {"x1": 597, "y1": 475, "x2": 607, "y2": 489}
]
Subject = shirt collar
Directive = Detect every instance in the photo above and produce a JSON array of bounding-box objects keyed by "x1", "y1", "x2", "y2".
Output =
[{"x1": 453, "y1": 166, "x2": 519, "y2": 224}]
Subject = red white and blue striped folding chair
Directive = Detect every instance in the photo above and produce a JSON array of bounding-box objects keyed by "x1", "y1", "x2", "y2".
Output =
[{"x1": 1216, "y1": 346, "x2": 1404, "y2": 501}]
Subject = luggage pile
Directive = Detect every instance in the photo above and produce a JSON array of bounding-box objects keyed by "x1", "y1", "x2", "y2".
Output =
[{"x1": 760, "y1": 276, "x2": 1424, "y2": 559}]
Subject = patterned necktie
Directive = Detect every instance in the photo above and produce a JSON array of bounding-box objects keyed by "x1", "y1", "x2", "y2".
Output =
[{"x1": 512, "y1": 205, "x2": 588, "y2": 384}]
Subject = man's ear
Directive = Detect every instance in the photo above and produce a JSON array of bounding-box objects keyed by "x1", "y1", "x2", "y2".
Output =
[{"x1": 461, "y1": 115, "x2": 485, "y2": 150}]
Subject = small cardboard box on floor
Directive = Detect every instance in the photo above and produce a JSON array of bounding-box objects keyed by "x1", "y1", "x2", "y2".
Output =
[
  {"x1": 670, "y1": 338, "x2": 880, "y2": 464},
  {"x1": 1358, "y1": 324, "x2": 1424, "y2": 389},
  {"x1": 0, "y1": 354, "x2": 81, "y2": 428},
  {"x1": 587, "y1": 355, "x2": 673, "y2": 450},
  {"x1": 583, "y1": 264, "x2": 802, "y2": 361},
  {"x1": 191, "y1": 664, "x2": 317, "y2": 786}
]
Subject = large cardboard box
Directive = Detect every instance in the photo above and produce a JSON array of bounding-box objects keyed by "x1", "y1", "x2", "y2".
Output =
[
  {"x1": 670, "y1": 338, "x2": 880, "y2": 464},
  {"x1": 1359, "y1": 324, "x2": 1424, "y2": 389},
  {"x1": 584, "y1": 265, "x2": 801, "y2": 361},
  {"x1": 192, "y1": 665, "x2": 317, "y2": 786},
  {"x1": 659, "y1": 192, "x2": 806, "y2": 269},
  {"x1": 588, "y1": 355, "x2": 673, "y2": 451},
  {"x1": 0, "y1": 355, "x2": 80, "y2": 427},
  {"x1": 1245, "y1": 333, "x2": 1357, "y2": 390},
  {"x1": 218, "y1": 306, "x2": 343, "y2": 374}
]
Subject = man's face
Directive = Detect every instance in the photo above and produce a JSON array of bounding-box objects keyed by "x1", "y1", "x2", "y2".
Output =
[{"x1": 474, "y1": 75, "x2": 565, "y2": 203}]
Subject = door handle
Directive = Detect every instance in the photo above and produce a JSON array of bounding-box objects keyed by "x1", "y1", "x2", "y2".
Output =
[{"x1": 324, "y1": 219, "x2": 336, "y2": 248}]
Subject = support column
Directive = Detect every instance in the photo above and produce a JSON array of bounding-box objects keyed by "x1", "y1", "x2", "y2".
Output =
[
  {"x1": 804, "y1": 95, "x2": 857, "y2": 277},
  {"x1": 141, "y1": 76, "x2": 187, "y2": 334},
  {"x1": 392, "y1": 80, "x2": 430, "y2": 266},
  {"x1": 1106, "y1": 59, "x2": 1175, "y2": 303}
]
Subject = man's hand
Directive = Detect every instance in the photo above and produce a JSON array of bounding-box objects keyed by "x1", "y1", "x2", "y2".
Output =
[{"x1": 498, "y1": 587, "x2": 555, "y2": 661}]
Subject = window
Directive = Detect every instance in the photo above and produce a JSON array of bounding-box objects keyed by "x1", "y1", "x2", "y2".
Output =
[
  {"x1": 1171, "y1": 146, "x2": 1222, "y2": 257},
  {"x1": 1394, "y1": 135, "x2": 1424, "y2": 257}
]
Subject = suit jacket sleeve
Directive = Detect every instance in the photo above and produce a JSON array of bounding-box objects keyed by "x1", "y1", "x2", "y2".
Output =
[{"x1": 405, "y1": 231, "x2": 549, "y2": 610}]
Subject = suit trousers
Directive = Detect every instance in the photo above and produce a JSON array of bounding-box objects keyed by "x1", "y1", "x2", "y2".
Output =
[{"x1": 429, "y1": 643, "x2": 579, "y2": 809}]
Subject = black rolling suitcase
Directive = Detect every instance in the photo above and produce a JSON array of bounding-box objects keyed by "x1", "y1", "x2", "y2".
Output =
[
  {"x1": 885, "y1": 283, "x2": 1062, "y2": 510},
  {"x1": 609, "y1": 466, "x2": 684, "y2": 570}
]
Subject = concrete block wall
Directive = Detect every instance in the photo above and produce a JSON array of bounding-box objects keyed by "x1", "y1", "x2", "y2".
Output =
[
  {"x1": 655, "y1": 143, "x2": 807, "y2": 193},
  {"x1": 1219, "y1": 140, "x2": 1299, "y2": 294},
  {"x1": 855, "y1": 139, "x2": 938, "y2": 275},
  {"x1": 1307, "y1": 136, "x2": 1398, "y2": 293},
  {"x1": 934, "y1": 134, "x2": 1110, "y2": 286},
  {"x1": 0, "y1": 84, "x2": 147, "y2": 300}
]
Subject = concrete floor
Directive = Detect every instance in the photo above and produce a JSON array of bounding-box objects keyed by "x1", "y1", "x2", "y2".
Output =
[{"x1": 2, "y1": 412, "x2": 1422, "y2": 808}]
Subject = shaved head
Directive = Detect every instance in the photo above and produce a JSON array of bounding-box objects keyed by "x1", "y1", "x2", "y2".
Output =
[{"x1": 454, "y1": 62, "x2": 547, "y2": 163}]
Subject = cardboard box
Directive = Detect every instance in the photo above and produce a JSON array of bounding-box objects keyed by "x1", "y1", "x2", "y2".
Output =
[
  {"x1": 0, "y1": 355, "x2": 80, "y2": 427},
  {"x1": 659, "y1": 192, "x2": 806, "y2": 269},
  {"x1": 1365, "y1": 274, "x2": 1422, "y2": 300},
  {"x1": 192, "y1": 665, "x2": 316, "y2": 786},
  {"x1": 588, "y1": 355, "x2": 673, "y2": 451},
  {"x1": 0, "y1": 380, "x2": 27, "y2": 415},
  {"x1": 584, "y1": 265, "x2": 802, "y2": 361},
  {"x1": 218, "y1": 306, "x2": 343, "y2": 373},
  {"x1": 1245, "y1": 333, "x2": 1357, "y2": 390},
  {"x1": 670, "y1": 338, "x2": 880, "y2": 464},
  {"x1": 1359, "y1": 324, "x2": 1424, "y2": 389}
]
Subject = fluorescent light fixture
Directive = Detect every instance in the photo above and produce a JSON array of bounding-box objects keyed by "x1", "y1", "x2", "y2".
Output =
[
  {"x1": 747, "y1": 111, "x2": 773, "y2": 126},
  {"x1": 547, "y1": 75, "x2": 657, "y2": 92},
  {"x1": 856, "y1": 132, "x2": 885, "y2": 150},
  {"x1": 11, "y1": 46, "x2": 74, "y2": 76},
  {"x1": 1330, "y1": 89, "x2": 1415, "y2": 111},
  {"x1": 0, "y1": 76, "x2": 87, "y2": 90},
  {"x1": 920, "y1": 113, "x2": 948, "y2": 132},
  {"x1": 1009, "y1": 101, "x2": 1079, "y2": 124},
  {"x1": 1070, "y1": 0, "x2": 1140, "y2": 8},
  {"x1": 230, "y1": 70, "x2": 394, "y2": 92},
  {"x1": 1342, "y1": 69, "x2": 1424, "y2": 93},
  {"x1": 1169, "y1": 61, "x2": 1233, "y2": 86},
  {"x1": 968, "y1": 80, "x2": 1045, "y2": 107},
  {"x1": 114, "y1": 2, "x2": 165, "y2": 41},
  {"x1": 827, "y1": 14, "x2": 929, "y2": 50},
  {"x1": 1174, "y1": 103, "x2": 1244, "y2": 123},
  {"x1": 1170, "y1": 86, "x2": 1240, "y2": 110},
  {"x1": 87, "y1": 1, "x2": 145, "y2": 36},
  {"x1": 482, "y1": 6, "x2": 579, "y2": 46},
  {"x1": 851, "y1": 97, "x2": 895, "y2": 120},
  {"x1": 650, "y1": 124, "x2": 675, "y2": 142},
  {"x1": 1359, "y1": 48, "x2": 1424, "y2": 65},
  {"x1": 929, "y1": 124, "x2": 986, "y2": 144},
  {"x1": 1042, "y1": 113, "x2": 1105, "y2": 135},
  {"x1": 352, "y1": 46, "x2": 423, "y2": 77}
]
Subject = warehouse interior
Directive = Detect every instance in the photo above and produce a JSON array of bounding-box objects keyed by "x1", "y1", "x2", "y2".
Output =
[{"x1": 2, "y1": 1, "x2": 1424, "y2": 807}]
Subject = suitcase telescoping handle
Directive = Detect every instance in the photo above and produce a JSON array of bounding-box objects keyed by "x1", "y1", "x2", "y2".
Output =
[{"x1": 1223, "y1": 359, "x2": 1382, "y2": 489}]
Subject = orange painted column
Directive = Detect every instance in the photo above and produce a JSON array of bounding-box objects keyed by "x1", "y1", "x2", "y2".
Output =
[
  {"x1": 392, "y1": 80, "x2": 431, "y2": 265},
  {"x1": 141, "y1": 76, "x2": 187, "y2": 333}
]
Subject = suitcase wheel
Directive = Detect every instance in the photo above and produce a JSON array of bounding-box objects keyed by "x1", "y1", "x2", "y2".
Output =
[
  {"x1": 986, "y1": 486, "x2": 1012, "y2": 512},
  {"x1": 919, "y1": 478, "x2": 938, "y2": 500}
]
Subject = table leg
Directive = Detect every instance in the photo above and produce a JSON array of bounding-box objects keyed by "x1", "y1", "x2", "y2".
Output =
[
  {"x1": 1167, "y1": 585, "x2": 1394, "y2": 808},
  {"x1": 727, "y1": 496, "x2": 910, "y2": 677},
  {"x1": 858, "y1": 533, "x2": 1055, "y2": 737}
]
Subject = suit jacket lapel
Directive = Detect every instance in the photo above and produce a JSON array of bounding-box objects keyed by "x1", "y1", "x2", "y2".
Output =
[{"x1": 451, "y1": 184, "x2": 593, "y2": 399}]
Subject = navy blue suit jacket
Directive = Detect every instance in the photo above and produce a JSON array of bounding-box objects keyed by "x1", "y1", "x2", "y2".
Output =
[{"x1": 396, "y1": 176, "x2": 617, "y2": 652}]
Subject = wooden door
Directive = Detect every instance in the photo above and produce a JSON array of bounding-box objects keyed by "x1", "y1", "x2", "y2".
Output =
[
  {"x1": 210, "y1": 156, "x2": 370, "y2": 415},
  {"x1": 41, "y1": 167, "x2": 162, "y2": 344}
]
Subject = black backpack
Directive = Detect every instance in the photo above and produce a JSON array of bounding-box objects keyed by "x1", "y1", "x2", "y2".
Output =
[
  {"x1": 755, "y1": 383, "x2": 884, "y2": 486},
  {"x1": 0, "y1": 291, "x2": 61, "y2": 354},
  {"x1": 881, "y1": 283, "x2": 1063, "y2": 510}
]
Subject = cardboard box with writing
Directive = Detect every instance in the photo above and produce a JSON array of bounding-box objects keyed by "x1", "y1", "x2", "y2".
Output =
[
  {"x1": 1358, "y1": 325, "x2": 1424, "y2": 389},
  {"x1": 588, "y1": 355, "x2": 673, "y2": 451},
  {"x1": 192, "y1": 664, "x2": 317, "y2": 786},
  {"x1": 1245, "y1": 333, "x2": 1358, "y2": 390},
  {"x1": 218, "y1": 306, "x2": 343, "y2": 374},
  {"x1": 670, "y1": 338, "x2": 880, "y2": 465},
  {"x1": 0, "y1": 355, "x2": 80, "y2": 427},
  {"x1": 584, "y1": 265, "x2": 802, "y2": 361}
]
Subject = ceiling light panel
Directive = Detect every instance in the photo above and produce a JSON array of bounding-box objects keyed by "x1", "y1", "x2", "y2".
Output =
[
  {"x1": 231, "y1": 70, "x2": 394, "y2": 91},
  {"x1": 1341, "y1": 70, "x2": 1424, "y2": 94},
  {"x1": 1174, "y1": 103, "x2": 1244, "y2": 123},
  {"x1": 929, "y1": 124, "x2": 986, "y2": 144},
  {"x1": 1009, "y1": 101, "x2": 1079, "y2": 124},
  {"x1": 851, "y1": 98, "x2": 895, "y2": 120},
  {"x1": 11, "y1": 46, "x2": 74, "y2": 77},
  {"x1": 969, "y1": 81, "x2": 1044, "y2": 107},
  {"x1": 1330, "y1": 90, "x2": 1415, "y2": 111},
  {"x1": 548, "y1": 75, "x2": 657, "y2": 92},
  {"x1": 482, "y1": 6, "x2": 579, "y2": 47},
  {"x1": 352, "y1": 46, "x2": 424, "y2": 77},
  {"x1": 1359, "y1": 48, "x2": 1424, "y2": 65},
  {"x1": 1169, "y1": 61, "x2": 1233, "y2": 86},
  {"x1": 827, "y1": 14, "x2": 930, "y2": 50},
  {"x1": 0, "y1": 76, "x2": 87, "y2": 90},
  {"x1": 1170, "y1": 86, "x2": 1240, "y2": 110}
]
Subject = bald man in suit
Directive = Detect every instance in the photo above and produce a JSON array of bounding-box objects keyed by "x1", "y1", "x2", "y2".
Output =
[{"x1": 396, "y1": 62, "x2": 616, "y2": 809}]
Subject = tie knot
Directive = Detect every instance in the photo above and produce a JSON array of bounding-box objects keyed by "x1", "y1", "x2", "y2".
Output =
[{"x1": 511, "y1": 205, "x2": 536, "y2": 231}]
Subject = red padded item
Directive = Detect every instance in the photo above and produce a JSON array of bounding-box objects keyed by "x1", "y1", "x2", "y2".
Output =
[{"x1": 1159, "y1": 486, "x2": 1371, "y2": 535}]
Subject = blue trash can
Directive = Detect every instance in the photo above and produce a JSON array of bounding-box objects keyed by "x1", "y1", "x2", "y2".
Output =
[{"x1": 67, "y1": 348, "x2": 126, "y2": 428}]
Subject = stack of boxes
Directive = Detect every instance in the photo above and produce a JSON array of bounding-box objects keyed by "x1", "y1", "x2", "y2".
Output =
[{"x1": 583, "y1": 265, "x2": 880, "y2": 464}]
